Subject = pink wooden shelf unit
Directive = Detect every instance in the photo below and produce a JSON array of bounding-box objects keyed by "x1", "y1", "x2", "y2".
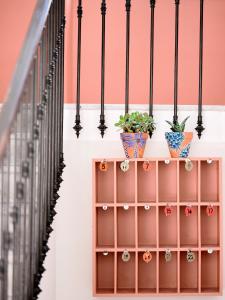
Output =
[{"x1": 93, "y1": 158, "x2": 223, "y2": 296}]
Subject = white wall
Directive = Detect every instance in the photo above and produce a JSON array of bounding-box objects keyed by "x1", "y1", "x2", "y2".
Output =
[{"x1": 40, "y1": 104, "x2": 225, "y2": 300}]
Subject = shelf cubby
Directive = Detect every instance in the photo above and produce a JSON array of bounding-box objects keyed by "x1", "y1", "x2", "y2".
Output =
[
  {"x1": 96, "y1": 161, "x2": 114, "y2": 203},
  {"x1": 201, "y1": 206, "x2": 219, "y2": 247},
  {"x1": 179, "y1": 160, "x2": 198, "y2": 202},
  {"x1": 93, "y1": 158, "x2": 222, "y2": 296},
  {"x1": 96, "y1": 207, "x2": 114, "y2": 248},
  {"x1": 117, "y1": 207, "x2": 135, "y2": 248},
  {"x1": 180, "y1": 251, "x2": 199, "y2": 293},
  {"x1": 180, "y1": 206, "x2": 198, "y2": 247},
  {"x1": 117, "y1": 251, "x2": 135, "y2": 294},
  {"x1": 159, "y1": 251, "x2": 178, "y2": 293},
  {"x1": 201, "y1": 250, "x2": 220, "y2": 293},
  {"x1": 159, "y1": 206, "x2": 177, "y2": 247},
  {"x1": 158, "y1": 160, "x2": 177, "y2": 202},
  {"x1": 137, "y1": 161, "x2": 156, "y2": 202},
  {"x1": 138, "y1": 251, "x2": 156, "y2": 293},
  {"x1": 201, "y1": 160, "x2": 219, "y2": 202},
  {"x1": 116, "y1": 161, "x2": 135, "y2": 203},
  {"x1": 96, "y1": 252, "x2": 114, "y2": 294},
  {"x1": 138, "y1": 206, "x2": 156, "y2": 247}
]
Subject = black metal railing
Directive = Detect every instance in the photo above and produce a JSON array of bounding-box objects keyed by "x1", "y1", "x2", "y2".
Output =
[{"x1": 0, "y1": 0, "x2": 65, "y2": 299}]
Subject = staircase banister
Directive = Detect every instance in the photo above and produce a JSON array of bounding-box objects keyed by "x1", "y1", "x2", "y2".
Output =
[{"x1": 0, "y1": 0, "x2": 52, "y2": 156}]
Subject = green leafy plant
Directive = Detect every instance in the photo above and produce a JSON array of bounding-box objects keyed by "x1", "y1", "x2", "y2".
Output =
[
  {"x1": 166, "y1": 116, "x2": 190, "y2": 132},
  {"x1": 115, "y1": 111, "x2": 155, "y2": 133}
]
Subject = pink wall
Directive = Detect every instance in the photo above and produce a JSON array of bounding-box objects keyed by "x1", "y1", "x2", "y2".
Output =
[
  {"x1": 65, "y1": 0, "x2": 225, "y2": 105},
  {"x1": 0, "y1": 0, "x2": 37, "y2": 101}
]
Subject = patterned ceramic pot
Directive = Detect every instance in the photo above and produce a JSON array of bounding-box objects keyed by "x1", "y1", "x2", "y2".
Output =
[
  {"x1": 120, "y1": 132, "x2": 148, "y2": 159},
  {"x1": 165, "y1": 132, "x2": 193, "y2": 158}
]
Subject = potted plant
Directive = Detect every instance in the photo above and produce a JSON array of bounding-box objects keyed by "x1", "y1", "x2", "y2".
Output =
[
  {"x1": 115, "y1": 111, "x2": 155, "y2": 158},
  {"x1": 165, "y1": 116, "x2": 193, "y2": 158}
]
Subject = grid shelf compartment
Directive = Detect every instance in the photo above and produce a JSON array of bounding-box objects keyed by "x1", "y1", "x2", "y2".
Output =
[
  {"x1": 116, "y1": 161, "x2": 135, "y2": 203},
  {"x1": 117, "y1": 207, "x2": 135, "y2": 248},
  {"x1": 138, "y1": 206, "x2": 156, "y2": 247},
  {"x1": 180, "y1": 251, "x2": 199, "y2": 293},
  {"x1": 159, "y1": 251, "x2": 178, "y2": 293},
  {"x1": 158, "y1": 160, "x2": 177, "y2": 202},
  {"x1": 96, "y1": 161, "x2": 114, "y2": 203},
  {"x1": 93, "y1": 158, "x2": 222, "y2": 296},
  {"x1": 117, "y1": 252, "x2": 135, "y2": 294},
  {"x1": 96, "y1": 252, "x2": 114, "y2": 294},
  {"x1": 96, "y1": 207, "x2": 114, "y2": 248},
  {"x1": 159, "y1": 206, "x2": 177, "y2": 247},
  {"x1": 201, "y1": 251, "x2": 220, "y2": 293},
  {"x1": 179, "y1": 160, "x2": 198, "y2": 202},
  {"x1": 201, "y1": 160, "x2": 219, "y2": 202},
  {"x1": 201, "y1": 206, "x2": 219, "y2": 247},
  {"x1": 180, "y1": 206, "x2": 198, "y2": 247},
  {"x1": 138, "y1": 251, "x2": 156, "y2": 293},
  {"x1": 137, "y1": 161, "x2": 156, "y2": 202}
]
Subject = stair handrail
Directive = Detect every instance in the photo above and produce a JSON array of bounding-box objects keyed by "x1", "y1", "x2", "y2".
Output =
[{"x1": 0, "y1": 0, "x2": 52, "y2": 156}]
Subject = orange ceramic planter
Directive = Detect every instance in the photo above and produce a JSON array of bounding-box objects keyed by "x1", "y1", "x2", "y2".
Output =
[
  {"x1": 120, "y1": 132, "x2": 148, "y2": 159},
  {"x1": 165, "y1": 132, "x2": 193, "y2": 158}
]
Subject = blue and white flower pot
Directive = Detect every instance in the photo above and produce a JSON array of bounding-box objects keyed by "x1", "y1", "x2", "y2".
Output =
[{"x1": 165, "y1": 132, "x2": 193, "y2": 158}]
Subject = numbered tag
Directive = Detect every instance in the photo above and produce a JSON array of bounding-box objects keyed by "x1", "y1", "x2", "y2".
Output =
[
  {"x1": 143, "y1": 251, "x2": 152, "y2": 263},
  {"x1": 187, "y1": 250, "x2": 195, "y2": 263},
  {"x1": 120, "y1": 160, "x2": 129, "y2": 172},
  {"x1": 206, "y1": 205, "x2": 214, "y2": 216},
  {"x1": 143, "y1": 161, "x2": 151, "y2": 172},
  {"x1": 164, "y1": 205, "x2": 173, "y2": 216},
  {"x1": 123, "y1": 204, "x2": 129, "y2": 210},
  {"x1": 165, "y1": 249, "x2": 172, "y2": 262},
  {"x1": 185, "y1": 205, "x2": 193, "y2": 217},
  {"x1": 185, "y1": 159, "x2": 193, "y2": 172},
  {"x1": 99, "y1": 160, "x2": 108, "y2": 172},
  {"x1": 122, "y1": 250, "x2": 130, "y2": 262}
]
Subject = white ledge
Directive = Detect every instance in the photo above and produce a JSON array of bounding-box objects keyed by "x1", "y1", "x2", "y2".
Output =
[{"x1": 64, "y1": 103, "x2": 225, "y2": 111}]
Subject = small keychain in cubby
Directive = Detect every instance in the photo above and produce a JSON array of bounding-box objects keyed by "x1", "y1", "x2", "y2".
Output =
[
  {"x1": 185, "y1": 205, "x2": 193, "y2": 216},
  {"x1": 165, "y1": 249, "x2": 172, "y2": 262},
  {"x1": 206, "y1": 205, "x2": 214, "y2": 216},
  {"x1": 143, "y1": 251, "x2": 152, "y2": 263},
  {"x1": 185, "y1": 158, "x2": 193, "y2": 172},
  {"x1": 186, "y1": 250, "x2": 195, "y2": 263},
  {"x1": 122, "y1": 250, "x2": 130, "y2": 262},
  {"x1": 120, "y1": 159, "x2": 129, "y2": 172},
  {"x1": 102, "y1": 205, "x2": 108, "y2": 211},
  {"x1": 164, "y1": 205, "x2": 173, "y2": 216},
  {"x1": 143, "y1": 160, "x2": 151, "y2": 172},
  {"x1": 99, "y1": 159, "x2": 108, "y2": 172}
]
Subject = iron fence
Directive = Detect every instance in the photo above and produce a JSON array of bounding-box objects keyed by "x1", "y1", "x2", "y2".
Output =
[{"x1": 0, "y1": 0, "x2": 65, "y2": 299}]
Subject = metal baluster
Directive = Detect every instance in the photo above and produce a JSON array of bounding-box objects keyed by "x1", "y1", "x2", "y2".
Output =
[
  {"x1": 173, "y1": 0, "x2": 180, "y2": 125},
  {"x1": 125, "y1": 0, "x2": 131, "y2": 114},
  {"x1": 149, "y1": 0, "x2": 156, "y2": 137},
  {"x1": 195, "y1": 0, "x2": 205, "y2": 138},
  {"x1": 74, "y1": 0, "x2": 83, "y2": 137},
  {"x1": 98, "y1": 0, "x2": 107, "y2": 137}
]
